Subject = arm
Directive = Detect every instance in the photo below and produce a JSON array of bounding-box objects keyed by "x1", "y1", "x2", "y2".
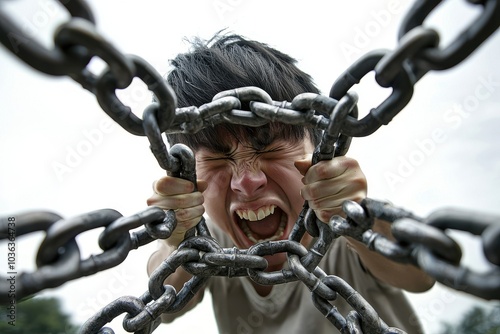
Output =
[
  {"x1": 345, "y1": 219, "x2": 435, "y2": 292},
  {"x1": 295, "y1": 156, "x2": 435, "y2": 292},
  {"x1": 146, "y1": 176, "x2": 208, "y2": 323}
]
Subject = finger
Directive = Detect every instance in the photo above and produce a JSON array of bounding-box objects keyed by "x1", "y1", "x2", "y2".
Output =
[
  {"x1": 294, "y1": 155, "x2": 313, "y2": 176},
  {"x1": 147, "y1": 191, "x2": 204, "y2": 210},
  {"x1": 170, "y1": 205, "x2": 205, "y2": 240},
  {"x1": 197, "y1": 179, "x2": 208, "y2": 193},
  {"x1": 309, "y1": 188, "x2": 366, "y2": 223},
  {"x1": 301, "y1": 174, "x2": 366, "y2": 201},
  {"x1": 153, "y1": 176, "x2": 195, "y2": 196},
  {"x1": 302, "y1": 157, "x2": 357, "y2": 185},
  {"x1": 174, "y1": 204, "x2": 205, "y2": 223},
  {"x1": 307, "y1": 186, "x2": 366, "y2": 210},
  {"x1": 314, "y1": 207, "x2": 344, "y2": 223}
]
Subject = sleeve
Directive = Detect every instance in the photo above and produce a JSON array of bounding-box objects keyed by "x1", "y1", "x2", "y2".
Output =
[
  {"x1": 321, "y1": 237, "x2": 424, "y2": 333},
  {"x1": 148, "y1": 240, "x2": 208, "y2": 324}
]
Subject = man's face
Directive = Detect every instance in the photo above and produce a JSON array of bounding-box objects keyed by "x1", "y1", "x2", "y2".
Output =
[{"x1": 196, "y1": 134, "x2": 315, "y2": 271}]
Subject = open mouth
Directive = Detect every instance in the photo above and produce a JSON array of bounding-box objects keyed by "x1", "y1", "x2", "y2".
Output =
[{"x1": 235, "y1": 204, "x2": 287, "y2": 243}]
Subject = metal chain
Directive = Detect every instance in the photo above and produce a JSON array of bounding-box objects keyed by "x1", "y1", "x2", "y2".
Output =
[
  {"x1": 3, "y1": 199, "x2": 499, "y2": 333},
  {"x1": 1, "y1": 0, "x2": 499, "y2": 333}
]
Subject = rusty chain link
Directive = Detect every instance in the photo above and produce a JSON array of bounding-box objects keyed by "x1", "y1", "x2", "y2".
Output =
[{"x1": 1, "y1": 0, "x2": 499, "y2": 333}]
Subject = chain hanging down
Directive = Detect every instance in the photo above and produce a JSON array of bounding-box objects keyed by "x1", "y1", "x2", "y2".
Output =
[{"x1": 0, "y1": 0, "x2": 499, "y2": 333}]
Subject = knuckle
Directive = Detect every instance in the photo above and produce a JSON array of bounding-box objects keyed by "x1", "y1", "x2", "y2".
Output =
[
  {"x1": 316, "y1": 209, "x2": 335, "y2": 223},
  {"x1": 173, "y1": 196, "x2": 190, "y2": 208},
  {"x1": 340, "y1": 156, "x2": 360, "y2": 168},
  {"x1": 175, "y1": 206, "x2": 203, "y2": 221},
  {"x1": 146, "y1": 194, "x2": 163, "y2": 207},
  {"x1": 174, "y1": 192, "x2": 204, "y2": 209},
  {"x1": 350, "y1": 178, "x2": 368, "y2": 197},
  {"x1": 303, "y1": 185, "x2": 320, "y2": 200},
  {"x1": 154, "y1": 177, "x2": 170, "y2": 193},
  {"x1": 175, "y1": 208, "x2": 189, "y2": 221},
  {"x1": 314, "y1": 162, "x2": 330, "y2": 179}
]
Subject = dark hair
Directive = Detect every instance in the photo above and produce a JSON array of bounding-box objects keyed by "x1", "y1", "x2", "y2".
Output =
[{"x1": 165, "y1": 33, "x2": 322, "y2": 152}]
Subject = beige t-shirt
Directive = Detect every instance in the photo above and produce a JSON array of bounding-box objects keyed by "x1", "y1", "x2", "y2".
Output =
[{"x1": 169, "y1": 219, "x2": 424, "y2": 334}]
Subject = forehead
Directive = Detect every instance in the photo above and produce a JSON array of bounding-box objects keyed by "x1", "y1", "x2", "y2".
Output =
[{"x1": 198, "y1": 123, "x2": 303, "y2": 153}]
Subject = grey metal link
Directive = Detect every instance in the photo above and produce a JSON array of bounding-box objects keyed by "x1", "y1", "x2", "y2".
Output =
[
  {"x1": 247, "y1": 240, "x2": 307, "y2": 285},
  {"x1": 375, "y1": 26, "x2": 439, "y2": 87},
  {"x1": 1, "y1": 0, "x2": 499, "y2": 333},
  {"x1": 0, "y1": 0, "x2": 95, "y2": 76},
  {"x1": 0, "y1": 207, "x2": 165, "y2": 303},
  {"x1": 398, "y1": 0, "x2": 500, "y2": 74},
  {"x1": 96, "y1": 55, "x2": 177, "y2": 136},
  {"x1": 164, "y1": 96, "x2": 242, "y2": 134},
  {"x1": 330, "y1": 50, "x2": 415, "y2": 137},
  {"x1": 55, "y1": 18, "x2": 136, "y2": 90},
  {"x1": 78, "y1": 295, "x2": 164, "y2": 334},
  {"x1": 312, "y1": 275, "x2": 393, "y2": 334},
  {"x1": 337, "y1": 199, "x2": 500, "y2": 301},
  {"x1": 202, "y1": 250, "x2": 268, "y2": 270}
]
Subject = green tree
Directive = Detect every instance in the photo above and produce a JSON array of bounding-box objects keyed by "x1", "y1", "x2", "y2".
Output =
[
  {"x1": 0, "y1": 296, "x2": 79, "y2": 334},
  {"x1": 439, "y1": 304, "x2": 500, "y2": 334}
]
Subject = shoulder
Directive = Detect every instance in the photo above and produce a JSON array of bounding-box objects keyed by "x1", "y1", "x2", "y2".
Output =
[{"x1": 321, "y1": 236, "x2": 381, "y2": 288}]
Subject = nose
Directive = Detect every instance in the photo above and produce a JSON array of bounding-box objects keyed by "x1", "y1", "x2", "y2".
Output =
[{"x1": 230, "y1": 164, "x2": 267, "y2": 197}]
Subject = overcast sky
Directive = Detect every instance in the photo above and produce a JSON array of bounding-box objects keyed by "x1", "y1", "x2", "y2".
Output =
[{"x1": 1, "y1": 0, "x2": 499, "y2": 333}]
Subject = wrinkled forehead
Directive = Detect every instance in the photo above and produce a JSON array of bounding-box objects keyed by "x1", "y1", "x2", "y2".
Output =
[{"x1": 198, "y1": 123, "x2": 307, "y2": 154}]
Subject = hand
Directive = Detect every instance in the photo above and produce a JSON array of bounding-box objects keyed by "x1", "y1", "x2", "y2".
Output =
[
  {"x1": 294, "y1": 156, "x2": 367, "y2": 223},
  {"x1": 147, "y1": 176, "x2": 208, "y2": 247}
]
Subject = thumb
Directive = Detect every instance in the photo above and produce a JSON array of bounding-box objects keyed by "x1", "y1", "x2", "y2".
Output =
[
  {"x1": 294, "y1": 157, "x2": 312, "y2": 176},
  {"x1": 196, "y1": 179, "x2": 208, "y2": 193}
]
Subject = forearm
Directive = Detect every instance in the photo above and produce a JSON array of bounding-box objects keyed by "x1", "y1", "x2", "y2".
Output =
[
  {"x1": 346, "y1": 219, "x2": 435, "y2": 292},
  {"x1": 147, "y1": 241, "x2": 203, "y2": 323}
]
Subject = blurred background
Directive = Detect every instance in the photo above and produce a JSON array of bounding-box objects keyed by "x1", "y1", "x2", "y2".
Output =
[{"x1": 1, "y1": 0, "x2": 499, "y2": 333}]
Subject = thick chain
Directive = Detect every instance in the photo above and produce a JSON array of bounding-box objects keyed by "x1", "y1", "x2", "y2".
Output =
[
  {"x1": 1, "y1": 0, "x2": 499, "y2": 333},
  {"x1": 3, "y1": 199, "x2": 499, "y2": 333}
]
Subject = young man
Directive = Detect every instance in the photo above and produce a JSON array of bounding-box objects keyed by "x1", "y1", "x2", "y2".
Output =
[{"x1": 147, "y1": 34, "x2": 434, "y2": 333}]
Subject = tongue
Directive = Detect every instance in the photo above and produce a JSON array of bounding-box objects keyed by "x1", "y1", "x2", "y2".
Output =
[{"x1": 246, "y1": 210, "x2": 282, "y2": 238}]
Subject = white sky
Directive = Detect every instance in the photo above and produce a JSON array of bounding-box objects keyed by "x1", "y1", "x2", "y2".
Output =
[{"x1": 1, "y1": 0, "x2": 499, "y2": 333}]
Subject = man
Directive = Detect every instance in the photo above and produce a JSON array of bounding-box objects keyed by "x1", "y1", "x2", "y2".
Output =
[{"x1": 147, "y1": 33, "x2": 434, "y2": 333}]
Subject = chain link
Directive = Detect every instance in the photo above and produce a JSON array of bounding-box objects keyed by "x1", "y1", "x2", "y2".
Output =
[
  {"x1": 1, "y1": 0, "x2": 499, "y2": 333},
  {"x1": 0, "y1": 207, "x2": 164, "y2": 304}
]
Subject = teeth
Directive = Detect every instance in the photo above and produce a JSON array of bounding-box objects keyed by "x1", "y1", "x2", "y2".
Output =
[
  {"x1": 257, "y1": 209, "x2": 265, "y2": 220},
  {"x1": 236, "y1": 204, "x2": 276, "y2": 222},
  {"x1": 240, "y1": 214, "x2": 287, "y2": 243},
  {"x1": 248, "y1": 210, "x2": 257, "y2": 221}
]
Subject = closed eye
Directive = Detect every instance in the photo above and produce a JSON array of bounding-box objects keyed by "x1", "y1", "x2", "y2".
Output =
[{"x1": 206, "y1": 157, "x2": 234, "y2": 162}]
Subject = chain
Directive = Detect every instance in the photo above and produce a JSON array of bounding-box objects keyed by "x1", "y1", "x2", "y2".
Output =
[
  {"x1": 1, "y1": 0, "x2": 499, "y2": 333},
  {"x1": 3, "y1": 199, "x2": 499, "y2": 333}
]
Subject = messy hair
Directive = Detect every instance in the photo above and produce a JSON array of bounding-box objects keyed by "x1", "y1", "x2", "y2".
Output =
[{"x1": 165, "y1": 33, "x2": 322, "y2": 151}]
